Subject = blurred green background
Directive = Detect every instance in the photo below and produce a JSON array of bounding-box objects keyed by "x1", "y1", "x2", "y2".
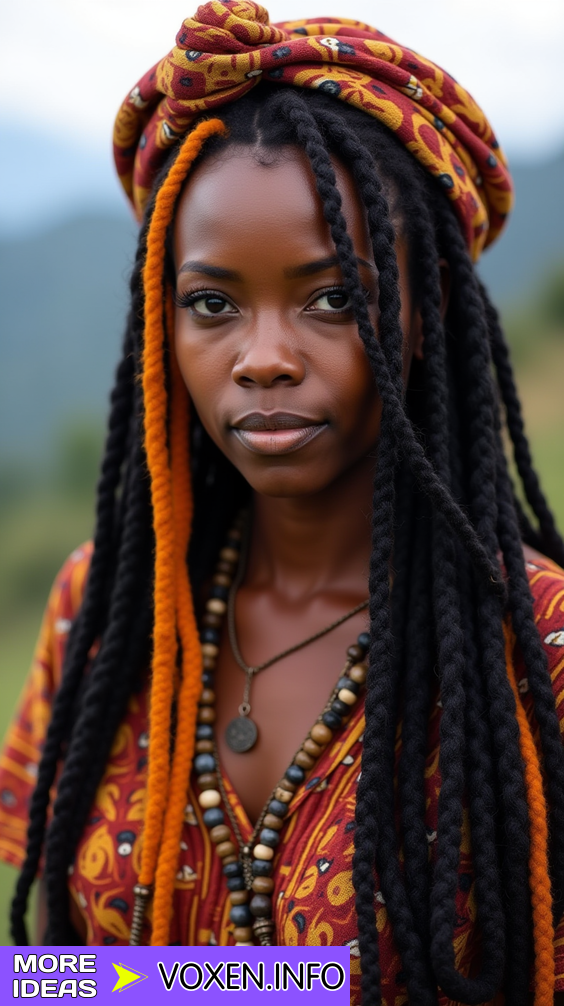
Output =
[{"x1": 0, "y1": 161, "x2": 563, "y2": 942}]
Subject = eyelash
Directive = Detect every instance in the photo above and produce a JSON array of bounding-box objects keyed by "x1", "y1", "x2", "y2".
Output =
[{"x1": 174, "y1": 285, "x2": 372, "y2": 315}]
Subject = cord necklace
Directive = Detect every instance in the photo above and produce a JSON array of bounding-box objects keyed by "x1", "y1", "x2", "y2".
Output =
[{"x1": 225, "y1": 521, "x2": 369, "y2": 753}]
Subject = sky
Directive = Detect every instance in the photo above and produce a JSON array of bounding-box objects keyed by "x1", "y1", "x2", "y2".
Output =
[{"x1": 1, "y1": 0, "x2": 563, "y2": 233}]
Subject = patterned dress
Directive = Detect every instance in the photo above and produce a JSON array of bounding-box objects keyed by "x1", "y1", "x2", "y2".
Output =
[{"x1": 1, "y1": 543, "x2": 564, "y2": 1004}]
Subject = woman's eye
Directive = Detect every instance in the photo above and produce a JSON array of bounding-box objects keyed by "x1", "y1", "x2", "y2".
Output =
[
  {"x1": 176, "y1": 291, "x2": 237, "y2": 317},
  {"x1": 307, "y1": 288, "x2": 353, "y2": 313}
]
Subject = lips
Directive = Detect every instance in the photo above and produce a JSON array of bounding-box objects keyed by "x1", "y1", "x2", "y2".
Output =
[{"x1": 231, "y1": 412, "x2": 328, "y2": 455}]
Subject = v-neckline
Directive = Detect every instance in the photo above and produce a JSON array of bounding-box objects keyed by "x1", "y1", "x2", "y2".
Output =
[{"x1": 216, "y1": 696, "x2": 367, "y2": 844}]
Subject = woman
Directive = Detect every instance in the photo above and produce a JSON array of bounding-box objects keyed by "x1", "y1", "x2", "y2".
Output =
[{"x1": 1, "y1": 2, "x2": 563, "y2": 1003}]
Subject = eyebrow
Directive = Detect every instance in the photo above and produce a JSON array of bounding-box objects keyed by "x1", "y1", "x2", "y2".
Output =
[
  {"x1": 177, "y1": 261, "x2": 242, "y2": 280},
  {"x1": 283, "y1": 255, "x2": 375, "y2": 278},
  {"x1": 177, "y1": 255, "x2": 375, "y2": 281}
]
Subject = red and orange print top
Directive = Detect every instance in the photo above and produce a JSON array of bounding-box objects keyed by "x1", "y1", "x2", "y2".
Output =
[{"x1": 2, "y1": 544, "x2": 564, "y2": 1004}]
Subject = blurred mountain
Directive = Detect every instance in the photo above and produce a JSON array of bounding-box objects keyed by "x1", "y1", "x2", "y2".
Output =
[
  {"x1": 478, "y1": 149, "x2": 564, "y2": 303},
  {"x1": 0, "y1": 122, "x2": 126, "y2": 236},
  {"x1": 0, "y1": 148, "x2": 562, "y2": 466},
  {"x1": 0, "y1": 215, "x2": 137, "y2": 463}
]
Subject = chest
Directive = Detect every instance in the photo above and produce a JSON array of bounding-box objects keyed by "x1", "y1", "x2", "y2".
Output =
[{"x1": 212, "y1": 599, "x2": 371, "y2": 823}]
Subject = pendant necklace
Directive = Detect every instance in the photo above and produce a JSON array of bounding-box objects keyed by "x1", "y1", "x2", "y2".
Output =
[{"x1": 224, "y1": 519, "x2": 369, "y2": 754}]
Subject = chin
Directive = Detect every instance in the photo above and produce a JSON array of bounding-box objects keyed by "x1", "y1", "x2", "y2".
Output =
[{"x1": 240, "y1": 465, "x2": 340, "y2": 500}]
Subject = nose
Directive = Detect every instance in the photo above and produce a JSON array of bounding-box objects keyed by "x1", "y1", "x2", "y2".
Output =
[{"x1": 231, "y1": 316, "x2": 306, "y2": 388}]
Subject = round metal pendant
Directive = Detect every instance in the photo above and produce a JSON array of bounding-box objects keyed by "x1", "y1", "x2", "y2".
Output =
[{"x1": 225, "y1": 716, "x2": 258, "y2": 753}]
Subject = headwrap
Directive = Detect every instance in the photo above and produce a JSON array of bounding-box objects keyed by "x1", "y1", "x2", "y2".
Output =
[{"x1": 114, "y1": 1, "x2": 513, "y2": 261}]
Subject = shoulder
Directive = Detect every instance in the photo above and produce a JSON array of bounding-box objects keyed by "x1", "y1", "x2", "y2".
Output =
[
  {"x1": 0, "y1": 542, "x2": 93, "y2": 868},
  {"x1": 46, "y1": 541, "x2": 94, "y2": 628},
  {"x1": 518, "y1": 547, "x2": 564, "y2": 705},
  {"x1": 522, "y1": 545, "x2": 564, "y2": 632}
]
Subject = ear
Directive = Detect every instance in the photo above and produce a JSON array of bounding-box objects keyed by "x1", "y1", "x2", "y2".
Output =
[{"x1": 410, "y1": 257, "x2": 450, "y2": 362}]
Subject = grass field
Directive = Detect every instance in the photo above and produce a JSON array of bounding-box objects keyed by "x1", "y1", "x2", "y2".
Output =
[{"x1": 0, "y1": 332, "x2": 562, "y2": 945}]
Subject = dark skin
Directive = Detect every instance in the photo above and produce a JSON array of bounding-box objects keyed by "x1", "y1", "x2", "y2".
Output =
[
  {"x1": 54, "y1": 149, "x2": 563, "y2": 999},
  {"x1": 172, "y1": 148, "x2": 423, "y2": 823}
]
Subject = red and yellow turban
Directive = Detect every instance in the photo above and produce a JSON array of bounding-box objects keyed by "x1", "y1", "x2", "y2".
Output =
[{"x1": 114, "y1": 0, "x2": 513, "y2": 261}]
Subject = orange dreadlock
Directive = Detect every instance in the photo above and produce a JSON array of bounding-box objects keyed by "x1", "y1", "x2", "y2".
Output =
[
  {"x1": 504, "y1": 626, "x2": 555, "y2": 1004},
  {"x1": 139, "y1": 118, "x2": 228, "y2": 945}
]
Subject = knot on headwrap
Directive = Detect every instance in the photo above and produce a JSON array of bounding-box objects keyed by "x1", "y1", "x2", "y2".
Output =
[{"x1": 113, "y1": 0, "x2": 513, "y2": 260}]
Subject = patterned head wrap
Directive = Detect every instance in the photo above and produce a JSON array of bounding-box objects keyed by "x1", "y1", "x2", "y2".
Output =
[{"x1": 113, "y1": 0, "x2": 513, "y2": 260}]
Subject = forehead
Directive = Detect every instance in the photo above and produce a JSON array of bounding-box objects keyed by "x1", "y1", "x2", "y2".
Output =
[{"x1": 172, "y1": 146, "x2": 371, "y2": 267}]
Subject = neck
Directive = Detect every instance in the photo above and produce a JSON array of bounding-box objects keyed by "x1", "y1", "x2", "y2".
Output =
[{"x1": 246, "y1": 453, "x2": 374, "y2": 602}]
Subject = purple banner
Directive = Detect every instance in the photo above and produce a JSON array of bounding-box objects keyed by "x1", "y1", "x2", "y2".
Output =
[{"x1": 3, "y1": 947, "x2": 349, "y2": 1003}]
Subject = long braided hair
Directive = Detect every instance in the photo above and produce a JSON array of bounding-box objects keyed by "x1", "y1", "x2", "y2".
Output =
[{"x1": 11, "y1": 84, "x2": 564, "y2": 1003}]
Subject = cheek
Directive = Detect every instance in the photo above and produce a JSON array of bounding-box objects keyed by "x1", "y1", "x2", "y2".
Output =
[
  {"x1": 174, "y1": 322, "x2": 227, "y2": 427},
  {"x1": 325, "y1": 337, "x2": 381, "y2": 441}
]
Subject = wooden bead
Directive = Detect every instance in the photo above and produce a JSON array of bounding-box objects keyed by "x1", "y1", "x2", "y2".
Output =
[
  {"x1": 210, "y1": 825, "x2": 231, "y2": 844},
  {"x1": 197, "y1": 772, "x2": 218, "y2": 789},
  {"x1": 213, "y1": 573, "x2": 231, "y2": 588},
  {"x1": 303, "y1": 738, "x2": 322, "y2": 758},
  {"x1": 199, "y1": 688, "x2": 215, "y2": 705},
  {"x1": 347, "y1": 643, "x2": 364, "y2": 662},
  {"x1": 294, "y1": 750, "x2": 315, "y2": 770},
  {"x1": 311, "y1": 722, "x2": 333, "y2": 745},
  {"x1": 338, "y1": 688, "x2": 358, "y2": 706},
  {"x1": 253, "y1": 844, "x2": 274, "y2": 861},
  {"x1": 198, "y1": 706, "x2": 216, "y2": 724},
  {"x1": 274, "y1": 787, "x2": 293, "y2": 804},
  {"x1": 235, "y1": 941, "x2": 254, "y2": 947},
  {"x1": 202, "y1": 655, "x2": 216, "y2": 670},
  {"x1": 201, "y1": 643, "x2": 219, "y2": 658},
  {"x1": 216, "y1": 841, "x2": 237, "y2": 859},
  {"x1": 220, "y1": 547, "x2": 239, "y2": 563},
  {"x1": 228, "y1": 527, "x2": 242, "y2": 540},
  {"x1": 203, "y1": 611, "x2": 222, "y2": 628},
  {"x1": 252, "y1": 876, "x2": 274, "y2": 894},
  {"x1": 233, "y1": 927, "x2": 253, "y2": 942},
  {"x1": 278, "y1": 778, "x2": 297, "y2": 793},
  {"x1": 222, "y1": 854, "x2": 238, "y2": 866},
  {"x1": 229, "y1": 889, "x2": 249, "y2": 906},
  {"x1": 207, "y1": 598, "x2": 227, "y2": 616},
  {"x1": 217, "y1": 560, "x2": 235, "y2": 574},
  {"x1": 195, "y1": 740, "x2": 214, "y2": 754},
  {"x1": 263, "y1": 814, "x2": 284, "y2": 831},
  {"x1": 349, "y1": 663, "x2": 367, "y2": 684},
  {"x1": 250, "y1": 894, "x2": 272, "y2": 918},
  {"x1": 198, "y1": 789, "x2": 221, "y2": 809}
]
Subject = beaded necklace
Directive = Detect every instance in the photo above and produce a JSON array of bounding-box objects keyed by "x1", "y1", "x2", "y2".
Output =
[{"x1": 193, "y1": 513, "x2": 369, "y2": 947}]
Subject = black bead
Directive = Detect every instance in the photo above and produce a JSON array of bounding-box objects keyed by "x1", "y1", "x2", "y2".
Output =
[
  {"x1": 223, "y1": 861, "x2": 243, "y2": 878},
  {"x1": 226, "y1": 537, "x2": 241, "y2": 551},
  {"x1": 331, "y1": 699, "x2": 350, "y2": 717},
  {"x1": 230, "y1": 904, "x2": 252, "y2": 927},
  {"x1": 202, "y1": 672, "x2": 214, "y2": 689},
  {"x1": 252, "y1": 859, "x2": 272, "y2": 877},
  {"x1": 338, "y1": 676, "x2": 359, "y2": 694},
  {"x1": 226, "y1": 876, "x2": 246, "y2": 891},
  {"x1": 194, "y1": 753, "x2": 216, "y2": 775},
  {"x1": 202, "y1": 807, "x2": 224, "y2": 828},
  {"x1": 259, "y1": 828, "x2": 280, "y2": 848},
  {"x1": 322, "y1": 710, "x2": 342, "y2": 731},
  {"x1": 357, "y1": 632, "x2": 370, "y2": 652},
  {"x1": 268, "y1": 799, "x2": 289, "y2": 818},
  {"x1": 285, "y1": 764, "x2": 305, "y2": 785},
  {"x1": 196, "y1": 725, "x2": 213, "y2": 740},
  {"x1": 211, "y1": 584, "x2": 229, "y2": 601},
  {"x1": 250, "y1": 894, "x2": 272, "y2": 918},
  {"x1": 201, "y1": 627, "x2": 220, "y2": 645}
]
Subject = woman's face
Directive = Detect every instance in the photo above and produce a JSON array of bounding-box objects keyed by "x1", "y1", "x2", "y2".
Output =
[{"x1": 173, "y1": 146, "x2": 423, "y2": 498}]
